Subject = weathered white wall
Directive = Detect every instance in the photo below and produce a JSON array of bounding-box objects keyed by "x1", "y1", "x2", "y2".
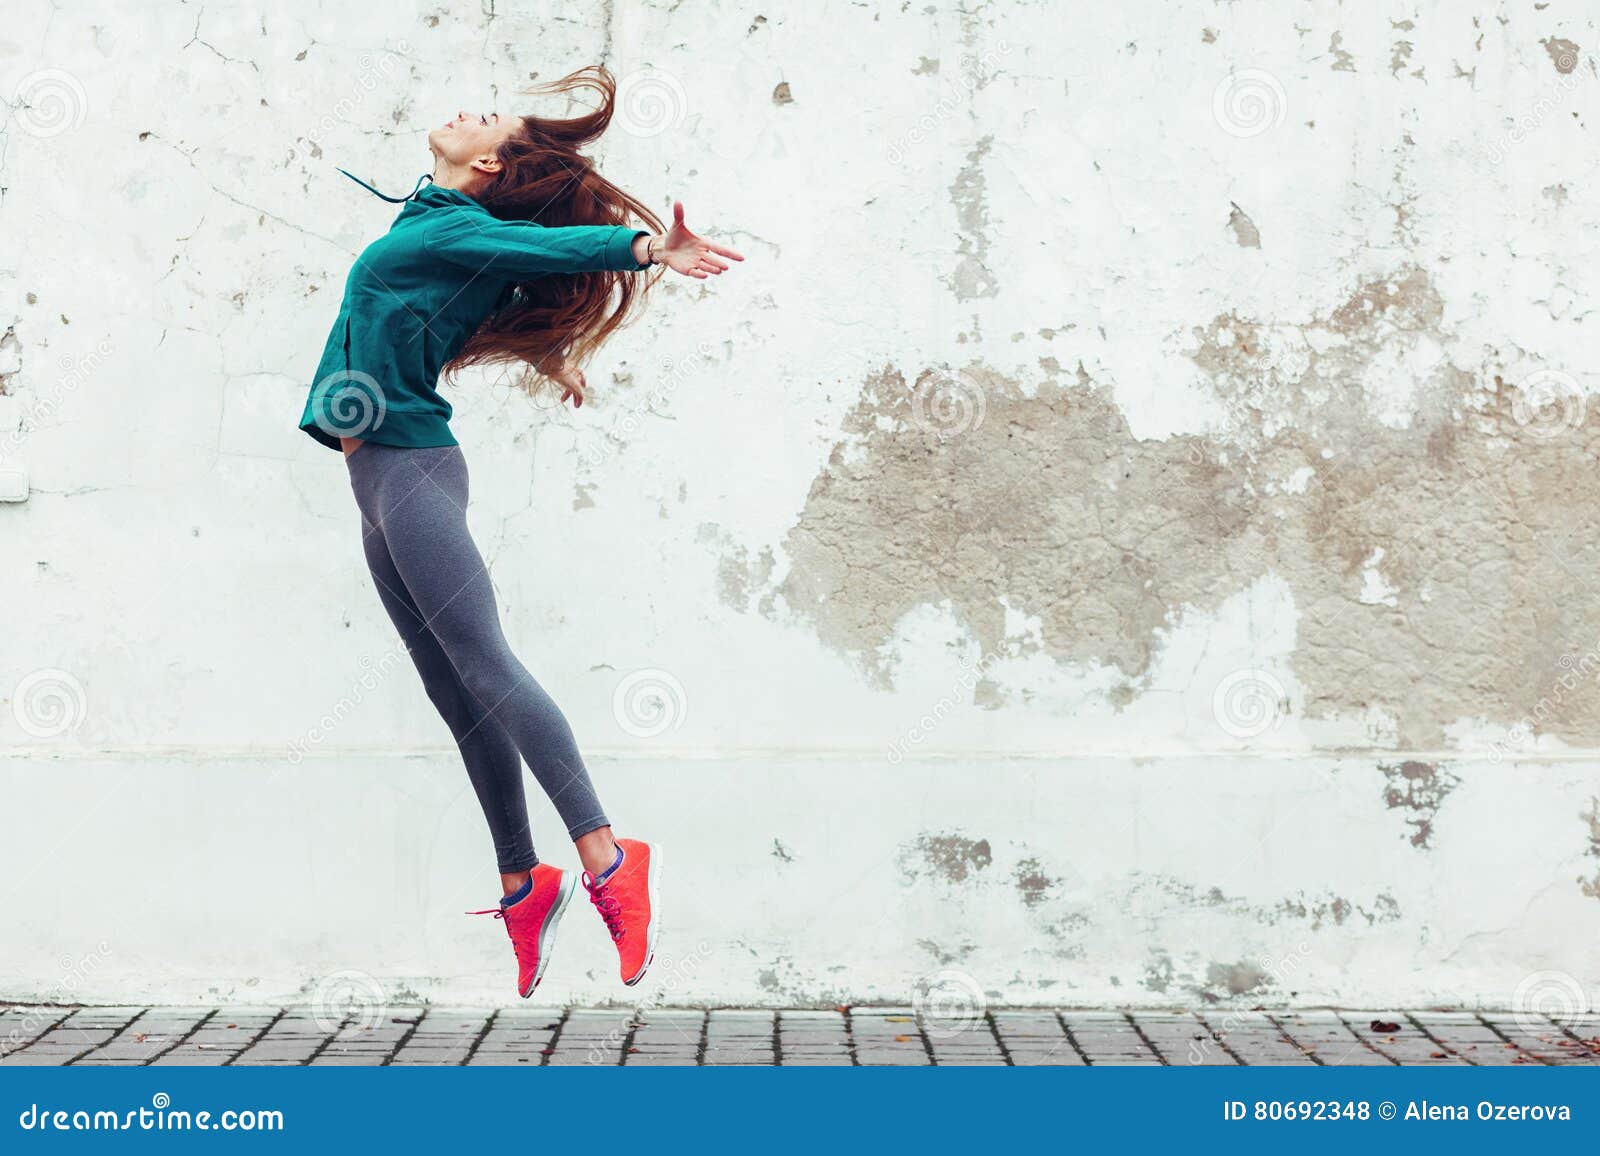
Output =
[{"x1": 3, "y1": 0, "x2": 1600, "y2": 1012}]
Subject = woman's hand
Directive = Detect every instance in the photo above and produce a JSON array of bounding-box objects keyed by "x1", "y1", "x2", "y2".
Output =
[
  {"x1": 640, "y1": 201, "x2": 745, "y2": 279},
  {"x1": 549, "y1": 361, "x2": 586, "y2": 408}
]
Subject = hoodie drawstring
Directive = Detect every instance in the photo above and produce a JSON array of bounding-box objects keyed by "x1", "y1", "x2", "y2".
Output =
[{"x1": 336, "y1": 168, "x2": 434, "y2": 203}]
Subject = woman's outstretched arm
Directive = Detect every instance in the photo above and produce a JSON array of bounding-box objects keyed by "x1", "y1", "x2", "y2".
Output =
[
  {"x1": 424, "y1": 199, "x2": 744, "y2": 280},
  {"x1": 423, "y1": 208, "x2": 651, "y2": 275}
]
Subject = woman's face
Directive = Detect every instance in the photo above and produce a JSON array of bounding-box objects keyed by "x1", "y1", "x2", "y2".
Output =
[{"x1": 427, "y1": 110, "x2": 518, "y2": 168}]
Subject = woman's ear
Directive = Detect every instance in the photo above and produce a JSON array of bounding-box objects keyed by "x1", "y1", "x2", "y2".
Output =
[{"x1": 471, "y1": 153, "x2": 503, "y2": 176}]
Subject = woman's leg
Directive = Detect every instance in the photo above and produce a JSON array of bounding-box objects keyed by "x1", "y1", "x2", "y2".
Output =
[
  {"x1": 358, "y1": 510, "x2": 540, "y2": 882},
  {"x1": 357, "y1": 445, "x2": 615, "y2": 863}
]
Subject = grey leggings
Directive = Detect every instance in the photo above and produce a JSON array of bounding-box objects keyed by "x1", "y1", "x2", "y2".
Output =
[{"x1": 346, "y1": 440, "x2": 609, "y2": 873}]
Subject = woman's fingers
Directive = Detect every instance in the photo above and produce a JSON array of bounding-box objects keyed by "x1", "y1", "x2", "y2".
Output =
[
  {"x1": 698, "y1": 251, "x2": 732, "y2": 272},
  {"x1": 704, "y1": 240, "x2": 744, "y2": 261}
]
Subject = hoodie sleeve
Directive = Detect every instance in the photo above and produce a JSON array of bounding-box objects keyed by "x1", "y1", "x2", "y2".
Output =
[{"x1": 422, "y1": 206, "x2": 651, "y2": 276}]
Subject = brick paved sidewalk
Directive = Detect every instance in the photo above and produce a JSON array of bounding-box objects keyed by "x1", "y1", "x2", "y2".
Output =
[{"x1": 3, "y1": 1006, "x2": 1597, "y2": 1066}]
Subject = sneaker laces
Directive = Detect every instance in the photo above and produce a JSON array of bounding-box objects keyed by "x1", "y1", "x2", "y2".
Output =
[
  {"x1": 584, "y1": 876, "x2": 625, "y2": 941},
  {"x1": 467, "y1": 906, "x2": 538, "y2": 962}
]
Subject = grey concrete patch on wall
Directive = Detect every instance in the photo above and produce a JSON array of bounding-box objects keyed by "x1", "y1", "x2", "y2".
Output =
[
  {"x1": 1543, "y1": 36, "x2": 1580, "y2": 73},
  {"x1": 758, "y1": 263, "x2": 1600, "y2": 749},
  {"x1": 1226, "y1": 202, "x2": 1260, "y2": 248}
]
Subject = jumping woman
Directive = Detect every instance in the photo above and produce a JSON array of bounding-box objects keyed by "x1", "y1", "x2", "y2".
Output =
[{"x1": 296, "y1": 66, "x2": 743, "y2": 996}]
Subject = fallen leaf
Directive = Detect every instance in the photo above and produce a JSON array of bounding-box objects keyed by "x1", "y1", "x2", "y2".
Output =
[
  {"x1": 1429, "y1": 1052, "x2": 1446, "y2": 1058},
  {"x1": 1369, "y1": 1020, "x2": 1401, "y2": 1033},
  {"x1": 894, "y1": 1034, "x2": 913, "y2": 1043}
]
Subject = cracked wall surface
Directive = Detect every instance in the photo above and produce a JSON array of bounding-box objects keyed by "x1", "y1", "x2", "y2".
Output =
[
  {"x1": 767, "y1": 265, "x2": 1600, "y2": 751},
  {"x1": 2, "y1": 1, "x2": 1599, "y2": 1006}
]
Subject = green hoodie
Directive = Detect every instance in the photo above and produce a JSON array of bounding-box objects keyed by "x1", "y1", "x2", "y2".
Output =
[{"x1": 299, "y1": 180, "x2": 650, "y2": 451}]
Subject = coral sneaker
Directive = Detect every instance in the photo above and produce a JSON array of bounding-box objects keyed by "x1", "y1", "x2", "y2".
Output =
[
  {"x1": 583, "y1": 839, "x2": 660, "y2": 986},
  {"x1": 469, "y1": 863, "x2": 577, "y2": 997}
]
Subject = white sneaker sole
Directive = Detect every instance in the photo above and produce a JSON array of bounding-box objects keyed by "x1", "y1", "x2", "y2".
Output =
[{"x1": 523, "y1": 871, "x2": 578, "y2": 998}]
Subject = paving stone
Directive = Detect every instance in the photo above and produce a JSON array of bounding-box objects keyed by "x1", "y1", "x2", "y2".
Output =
[
  {"x1": 1336, "y1": 1013, "x2": 1469, "y2": 1065},
  {"x1": 2, "y1": 1051, "x2": 90, "y2": 1066},
  {"x1": 20, "y1": 1004, "x2": 1589, "y2": 1066}
]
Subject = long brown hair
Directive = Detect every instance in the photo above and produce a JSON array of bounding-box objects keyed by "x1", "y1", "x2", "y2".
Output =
[{"x1": 442, "y1": 65, "x2": 663, "y2": 394}]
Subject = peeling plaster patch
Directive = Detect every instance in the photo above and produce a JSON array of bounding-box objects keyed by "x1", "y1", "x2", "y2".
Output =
[
  {"x1": 0, "y1": 325, "x2": 19, "y2": 393},
  {"x1": 1204, "y1": 960, "x2": 1271, "y2": 999},
  {"x1": 1328, "y1": 31, "x2": 1356, "y2": 72},
  {"x1": 1543, "y1": 37, "x2": 1581, "y2": 74},
  {"x1": 1128, "y1": 875, "x2": 1400, "y2": 932},
  {"x1": 913, "y1": 56, "x2": 939, "y2": 75},
  {"x1": 753, "y1": 955, "x2": 806, "y2": 996},
  {"x1": 1275, "y1": 891, "x2": 1401, "y2": 930},
  {"x1": 1013, "y1": 856, "x2": 1055, "y2": 907},
  {"x1": 1201, "y1": 28, "x2": 1217, "y2": 45},
  {"x1": 1544, "y1": 183, "x2": 1569, "y2": 206},
  {"x1": 1144, "y1": 952, "x2": 1174, "y2": 993},
  {"x1": 1580, "y1": 800, "x2": 1600, "y2": 899},
  {"x1": 771, "y1": 837, "x2": 794, "y2": 863},
  {"x1": 1379, "y1": 760, "x2": 1460, "y2": 848},
  {"x1": 899, "y1": 833, "x2": 992, "y2": 884},
  {"x1": 1390, "y1": 21, "x2": 1419, "y2": 78},
  {"x1": 760, "y1": 264, "x2": 1600, "y2": 746},
  {"x1": 772, "y1": 81, "x2": 793, "y2": 105},
  {"x1": 1227, "y1": 202, "x2": 1261, "y2": 248},
  {"x1": 947, "y1": 136, "x2": 998, "y2": 301},
  {"x1": 916, "y1": 937, "x2": 976, "y2": 965},
  {"x1": 714, "y1": 539, "x2": 776, "y2": 614}
]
